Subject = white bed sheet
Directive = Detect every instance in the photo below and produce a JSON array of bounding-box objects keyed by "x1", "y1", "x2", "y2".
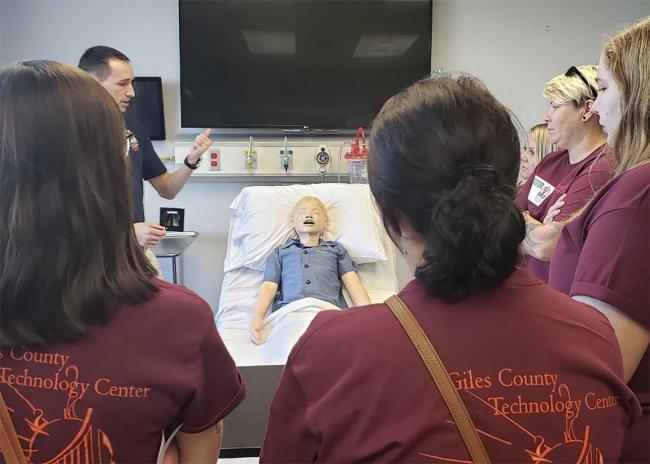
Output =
[{"x1": 217, "y1": 260, "x2": 398, "y2": 366}]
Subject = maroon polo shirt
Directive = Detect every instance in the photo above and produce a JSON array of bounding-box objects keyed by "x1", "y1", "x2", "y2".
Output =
[
  {"x1": 549, "y1": 163, "x2": 650, "y2": 463},
  {"x1": 516, "y1": 146, "x2": 612, "y2": 282},
  {"x1": 0, "y1": 279, "x2": 245, "y2": 463},
  {"x1": 261, "y1": 269, "x2": 639, "y2": 463}
]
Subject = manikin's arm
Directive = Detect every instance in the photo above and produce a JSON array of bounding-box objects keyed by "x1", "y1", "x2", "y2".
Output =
[
  {"x1": 574, "y1": 295, "x2": 650, "y2": 383},
  {"x1": 250, "y1": 281, "x2": 279, "y2": 344},
  {"x1": 341, "y1": 271, "x2": 371, "y2": 306}
]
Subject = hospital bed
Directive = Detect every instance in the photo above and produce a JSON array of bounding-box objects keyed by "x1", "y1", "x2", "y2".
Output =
[
  {"x1": 217, "y1": 184, "x2": 400, "y2": 455},
  {"x1": 216, "y1": 183, "x2": 400, "y2": 367}
]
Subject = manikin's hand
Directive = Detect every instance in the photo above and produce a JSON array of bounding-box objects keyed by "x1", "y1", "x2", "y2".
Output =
[
  {"x1": 186, "y1": 129, "x2": 212, "y2": 164},
  {"x1": 543, "y1": 194, "x2": 567, "y2": 224},
  {"x1": 249, "y1": 314, "x2": 266, "y2": 345},
  {"x1": 133, "y1": 222, "x2": 166, "y2": 248}
]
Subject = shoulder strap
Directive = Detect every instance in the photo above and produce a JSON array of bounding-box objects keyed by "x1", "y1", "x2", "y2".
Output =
[
  {"x1": 385, "y1": 295, "x2": 490, "y2": 464},
  {"x1": 156, "y1": 423, "x2": 184, "y2": 464},
  {"x1": 0, "y1": 389, "x2": 28, "y2": 464}
]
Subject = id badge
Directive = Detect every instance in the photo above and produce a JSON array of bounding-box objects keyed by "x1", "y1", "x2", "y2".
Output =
[{"x1": 528, "y1": 175, "x2": 556, "y2": 206}]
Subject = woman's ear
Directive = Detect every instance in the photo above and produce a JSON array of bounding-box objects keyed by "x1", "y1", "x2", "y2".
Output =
[{"x1": 582, "y1": 100, "x2": 596, "y2": 122}]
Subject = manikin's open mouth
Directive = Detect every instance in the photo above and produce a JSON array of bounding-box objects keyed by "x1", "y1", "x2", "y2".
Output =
[{"x1": 303, "y1": 219, "x2": 315, "y2": 225}]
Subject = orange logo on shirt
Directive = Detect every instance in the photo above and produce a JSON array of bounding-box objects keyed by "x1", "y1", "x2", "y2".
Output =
[
  {"x1": 418, "y1": 367, "x2": 620, "y2": 463},
  {"x1": 1, "y1": 347, "x2": 153, "y2": 462}
]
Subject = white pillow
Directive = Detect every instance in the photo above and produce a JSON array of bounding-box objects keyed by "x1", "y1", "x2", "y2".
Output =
[{"x1": 224, "y1": 184, "x2": 388, "y2": 272}]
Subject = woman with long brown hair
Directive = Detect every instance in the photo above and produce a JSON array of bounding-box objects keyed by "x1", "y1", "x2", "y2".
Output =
[{"x1": 0, "y1": 61, "x2": 244, "y2": 463}]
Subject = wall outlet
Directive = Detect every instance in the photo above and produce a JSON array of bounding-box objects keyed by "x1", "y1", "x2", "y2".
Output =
[
  {"x1": 280, "y1": 149, "x2": 293, "y2": 172},
  {"x1": 208, "y1": 149, "x2": 221, "y2": 171},
  {"x1": 243, "y1": 149, "x2": 257, "y2": 171}
]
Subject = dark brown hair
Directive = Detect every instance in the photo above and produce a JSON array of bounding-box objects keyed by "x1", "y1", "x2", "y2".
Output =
[
  {"x1": 369, "y1": 75, "x2": 524, "y2": 301},
  {"x1": 78, "y1": 45, "x2": 130, "y2": 80},
  {"x1": 0, "y1": 60, "x2": 157, "y2": 347}
]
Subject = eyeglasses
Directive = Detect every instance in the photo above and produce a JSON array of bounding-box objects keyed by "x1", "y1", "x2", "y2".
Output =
[{"x1": 565, "y1": 66, "x2": 598, "y2": 99}]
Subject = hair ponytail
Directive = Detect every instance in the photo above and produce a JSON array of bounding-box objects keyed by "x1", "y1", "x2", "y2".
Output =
[
  {"x1": 416, "y1": 167, "x2": 524, "y2": 300},
  {"x1": 369, "y1": 75, "x2": 524, "y2": 301}
]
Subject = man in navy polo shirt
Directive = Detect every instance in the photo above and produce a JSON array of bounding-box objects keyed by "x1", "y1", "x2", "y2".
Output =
[
  {"x1": 249, "y1": 196, "x2": 371, "y2": 344},
  {"x1": 79, "y1": 46, "x2": 212, "y2": 249}
]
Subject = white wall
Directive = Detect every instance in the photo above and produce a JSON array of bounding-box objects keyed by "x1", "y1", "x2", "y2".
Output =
[
  {"x1": 1, "y1": 0, "x2": 648, "y2": 311},
  {"x1": 432, "y1": 0, "x2": 649, "y2": 129},
  {"x1": 0, "y1": 0, "x2": 181, "y2": 155}
]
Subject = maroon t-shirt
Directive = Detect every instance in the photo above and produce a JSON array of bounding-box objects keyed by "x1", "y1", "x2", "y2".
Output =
[
  {"x1": 0, "y1": 279, "x2": 245, "y2": 463},
  {"x1": 549, "y1": 163, "x2": 650, "y2": 463},
  {"x1": 260, "y1": 269, "x2": 639, "y2": 463},
  {"x1": 516, "y1": 146, "x2": 612, "y2": 282}
]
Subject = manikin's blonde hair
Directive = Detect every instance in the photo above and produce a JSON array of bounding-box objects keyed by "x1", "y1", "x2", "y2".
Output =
[
  {"x1": 293, "y1": 196, "x2": 327, "y2": 216},
  {"x1": 529, "y1": 123, "x2": 556, "y2": 164},
  {"x1": 603, "y1": 16, "x2": 650, "y2": 176},
  {"x1": 542, "y1": 65, "x2": 598, "y2": 107}
]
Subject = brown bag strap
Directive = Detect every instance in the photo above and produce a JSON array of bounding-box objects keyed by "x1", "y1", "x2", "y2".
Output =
[
  {"x1": 385, "y1": 295, "x2": 490, "y2": 464},
  {"x1": 0, "y1": 389, "x2": 28, "y2": 464}
]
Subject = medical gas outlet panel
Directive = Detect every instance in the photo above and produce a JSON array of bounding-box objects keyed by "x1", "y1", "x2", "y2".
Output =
[{"x1": 174, "y1": 138, "x2": 349, "y2": 177}]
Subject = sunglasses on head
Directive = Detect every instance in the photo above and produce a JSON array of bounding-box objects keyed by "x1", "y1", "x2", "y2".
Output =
[{"x1": 565, "y1": 66, "x2": 598, "y2": 99}]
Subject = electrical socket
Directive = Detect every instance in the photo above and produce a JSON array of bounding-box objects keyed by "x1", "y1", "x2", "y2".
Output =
[{"x1": 208, "y1": 149, "x2": 221, "y2": 171}]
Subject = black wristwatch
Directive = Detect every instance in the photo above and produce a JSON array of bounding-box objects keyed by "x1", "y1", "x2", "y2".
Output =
[{"x1": 184, "y1": 155, "x2": 201, "y2": 170}]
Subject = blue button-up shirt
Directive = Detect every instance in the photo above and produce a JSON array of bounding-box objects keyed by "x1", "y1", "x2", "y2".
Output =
[{"x1": 263, "y1": 239, "x2": 357, "y2": 311}]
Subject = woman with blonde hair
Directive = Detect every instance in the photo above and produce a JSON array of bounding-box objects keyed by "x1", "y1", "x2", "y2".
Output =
[
  {"x1": 519, "y1": 123, "x2": 555, "y2": 182},
  {"x1": 517, "y1": 65, "x2": 611, "y2": 282},
  {"x1": 549, "y1": 17, "x2": 650, "y2": 463}
]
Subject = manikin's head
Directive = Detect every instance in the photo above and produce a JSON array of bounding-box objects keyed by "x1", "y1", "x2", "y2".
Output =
[{"x1": 292, "y1": 197, "x2": 328, "y2": 236}]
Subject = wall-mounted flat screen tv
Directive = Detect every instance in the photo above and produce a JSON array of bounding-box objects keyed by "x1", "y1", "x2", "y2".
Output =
[{"x1": 179, "y1": 0, "x2": 432, "y2": 132}]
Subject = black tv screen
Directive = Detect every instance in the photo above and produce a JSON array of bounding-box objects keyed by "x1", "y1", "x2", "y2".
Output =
[
  {"x1": 179, "y1": 0, "x2": 432, "y2": 131},
  {"x1": 125, "y1": 77, "x2": 166, "y2": 140}
]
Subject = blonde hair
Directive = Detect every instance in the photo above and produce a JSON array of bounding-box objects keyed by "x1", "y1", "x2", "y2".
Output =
[
  {"x1": 542, "y1": 65, "x2": 598, "y2": 107},
  {"x1": 292, "y1": 196, "x2": 328, "y2": 218},
  {"x1": 529, "y1": 123, "x2": 556, "y2": 164},
  {"x1": 603, "y1": 16, "x2": 650, "y2": 176}
]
